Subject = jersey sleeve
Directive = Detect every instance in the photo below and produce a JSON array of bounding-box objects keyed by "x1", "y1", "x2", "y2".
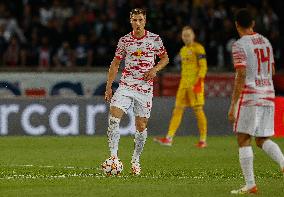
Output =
[
  {"x1": 115, "y1": 37, "x2": 126, "y2": 60},
  {"x1": 232, "y1": 42, "x2": 247, "y2": 69},
  {"x1": 154, "y1": 35, "x2": 167, "y2": 57},
  {"x1": 196, "y1": 45, "x2": 207, "y2": 78}
]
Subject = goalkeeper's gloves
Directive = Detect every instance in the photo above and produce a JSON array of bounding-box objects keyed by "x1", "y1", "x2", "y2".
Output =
[{"x1": 193, "y1": 78, "x2": 203, "y2": 93}]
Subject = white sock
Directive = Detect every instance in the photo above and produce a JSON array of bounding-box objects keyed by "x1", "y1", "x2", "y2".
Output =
[
  {"x1": 239, "y1": 146, "x2": 256, "y2": 189},
  {"x1": 107, "y1": 116, "x2": 121, "y2": 157},
  {"x1": 132, "y1": 129, "x2": 147, "y2": 163},
  {"x1": 262, "y1": 139, "x2": 284, "y2": 169}
]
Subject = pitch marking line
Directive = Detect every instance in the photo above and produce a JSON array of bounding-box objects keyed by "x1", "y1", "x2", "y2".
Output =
[
  {"x1": 5, "y1": 164, "x2": 98, "y2": 170},
  {"x1": 0, "y1": 164, "x2": 195, "y2": 180}
]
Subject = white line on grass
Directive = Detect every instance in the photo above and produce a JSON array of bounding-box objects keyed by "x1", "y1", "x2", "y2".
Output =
[
  {"x1": 0, "y1": 164, "x2": 248, "y2": 180},
  {"x1": 0, "y1": 164, "x2": 196, "y2": 180},
  {"x1": 0, "y1": 174, "x2": 194, "y2": 180},
  {"x1": 5, "y1": 164, "x2": 99, "y2": 170},
  {"x1": 0, "y1": 174, "x2": 106, "y2": 180}
]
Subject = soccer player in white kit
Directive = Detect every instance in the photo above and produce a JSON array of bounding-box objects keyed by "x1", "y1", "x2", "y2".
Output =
[
  {"x1": 104, "y1": 8, "x2": 169, "y2": 175},
  {"x1": 228, "y1": 8, "x2": 284, "y2": 194}
]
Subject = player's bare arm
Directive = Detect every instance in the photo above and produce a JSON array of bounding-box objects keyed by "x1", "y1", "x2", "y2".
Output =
[
  {"x1": 272, "y1": 63, "x2": 275, "y2": 76},
  {"x1": 143, "y1": 53, "x2": 169, "y2": 80},
  {"x1": 228, "y1": 67, "x2": 246, "y2": 123},
  {"x1": 105, "y1": 57, "x2": 121, "y2": 102}
]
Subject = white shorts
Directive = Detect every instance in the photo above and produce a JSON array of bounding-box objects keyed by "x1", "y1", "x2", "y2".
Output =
[
  {"x1": 234, "y1": 105, "x2": 274, "y2": 137},
  {"x1": 110, "y1": 88, "x2": 152, "y2": 118}
]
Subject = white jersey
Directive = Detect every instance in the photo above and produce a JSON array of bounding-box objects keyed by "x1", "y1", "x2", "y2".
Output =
[
  {"x1": 115, "y1": 30, "x2": 166, "y2": 95},
  {"x1": 232, "y1": 33, "x2": 275, "y2": 106}
]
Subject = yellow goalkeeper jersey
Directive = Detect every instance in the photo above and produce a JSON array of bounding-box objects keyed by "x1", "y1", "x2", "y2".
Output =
[{"x1": 179, "y1": 42, "x2": 207, "y2": 88}]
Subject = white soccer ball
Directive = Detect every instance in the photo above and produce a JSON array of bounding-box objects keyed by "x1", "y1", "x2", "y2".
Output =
[{"x1": 101, "y1": 157, "x2": 123, "y2": 176}]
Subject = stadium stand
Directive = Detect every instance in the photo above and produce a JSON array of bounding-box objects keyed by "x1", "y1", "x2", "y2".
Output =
[{"x1": 0, "y1": 0, "x2": 282, "y2": 71}]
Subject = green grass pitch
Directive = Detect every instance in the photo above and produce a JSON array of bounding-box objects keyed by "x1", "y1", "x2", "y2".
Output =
[{"x1": 0, "y1": 136, "x2": 283, "y2": 196}]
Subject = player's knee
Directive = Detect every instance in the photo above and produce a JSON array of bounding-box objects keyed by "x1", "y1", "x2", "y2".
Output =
[
  {"x1": 193, "y1": 106, "x2": 203, "y2": 113},
  {"x1": 255, "y1": 137, "x2": 268, "y2": 148},
  {"x1": 255, "y1": 139, "x2": 263, "y2": 148},
  {"x1": 173, "y1": 106, "x2": 184, "y2": 114},
  {"x1": 136, "y1": 123, "x2": 147, "y2": 132},
  {"x1": 110, "y1": 106, "x2": 124, "y2": 119},
  {"x1": 136, "y1": 119, "x2": 147, "y2": 132},
  {"x1": 237, "y1": 133, "x2": 251, "y2": 147}
]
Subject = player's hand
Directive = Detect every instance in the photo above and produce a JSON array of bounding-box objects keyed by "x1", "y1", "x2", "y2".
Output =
[
  {"x1": 228, "y1": 105, "x2": 236, "y2": 123},
  {"x1": 143, "y1": 68, "x2": 157, "y2": 80},
  {"x1": 105, "y1": 87, "x2": 113, "y2": 102}
]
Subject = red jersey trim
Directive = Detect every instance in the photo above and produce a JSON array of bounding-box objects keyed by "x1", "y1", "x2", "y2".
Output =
[
  {"x1": 242, "y1": 89, "x2": 275, "y2": 95},
  {"x1": 242, "y1": 85, "x2": 275, "y2": 95},
  {"x1": 240, "y1": 100, "x2": 255, "y2": 106},
  {"x1": 131, "y1": 30, "x2": 147, "y2": 40},
  {"x1": 261, "y1": 97, "x2": 275, "y2": 102}
]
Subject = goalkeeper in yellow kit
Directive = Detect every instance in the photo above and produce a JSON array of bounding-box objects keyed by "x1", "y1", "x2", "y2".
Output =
[{"x1": 154, "y1": 26, "x2": 208, "y2": 148}]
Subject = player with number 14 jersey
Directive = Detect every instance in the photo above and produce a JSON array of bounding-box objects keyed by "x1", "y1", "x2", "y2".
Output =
[
  {"x1": 229, "y1": 9, "x2": 284, "y2": 195},
  {"x1": 232, "y1": 32, "x2": 275, "y2": 108}
]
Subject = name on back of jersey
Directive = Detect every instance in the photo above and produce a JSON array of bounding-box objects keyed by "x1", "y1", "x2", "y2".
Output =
[{"x1": 255, "y1": 78, "x2": 272, "y2": 87}]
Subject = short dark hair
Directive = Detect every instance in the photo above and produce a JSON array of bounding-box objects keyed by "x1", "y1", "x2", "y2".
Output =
[
  {"x1": 130, "y1": 8, "x2": 146, "y2": 19},
  {"x1": 235, "y1": 8, "x2": 254, "y2": 28}
]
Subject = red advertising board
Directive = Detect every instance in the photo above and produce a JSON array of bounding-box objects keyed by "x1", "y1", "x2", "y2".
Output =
[
  {"x1": 275, "y1": 97, "x2": 284, "y2": 137},
  {"x1": 156, "y1": 73, "x2": 234, "y2": 97}
]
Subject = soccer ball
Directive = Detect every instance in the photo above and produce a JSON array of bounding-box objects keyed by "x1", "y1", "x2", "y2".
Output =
[{"x1": 101, "y1": 157, "x2": 123, "y2": 176}]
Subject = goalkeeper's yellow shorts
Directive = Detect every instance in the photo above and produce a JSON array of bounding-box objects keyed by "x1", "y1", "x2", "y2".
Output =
[{"x1": 175, "y1": 84, "x2": 205, "y2": 107}]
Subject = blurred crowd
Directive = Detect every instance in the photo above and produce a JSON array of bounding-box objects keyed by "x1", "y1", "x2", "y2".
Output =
[{"x1": 0, "y1": 0, "x2": 282, "y2": 71}]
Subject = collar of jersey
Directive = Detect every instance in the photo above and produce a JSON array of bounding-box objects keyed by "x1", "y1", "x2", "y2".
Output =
[{"x1": 131, "y1": 30, "x2": 147, "y2": 40}]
